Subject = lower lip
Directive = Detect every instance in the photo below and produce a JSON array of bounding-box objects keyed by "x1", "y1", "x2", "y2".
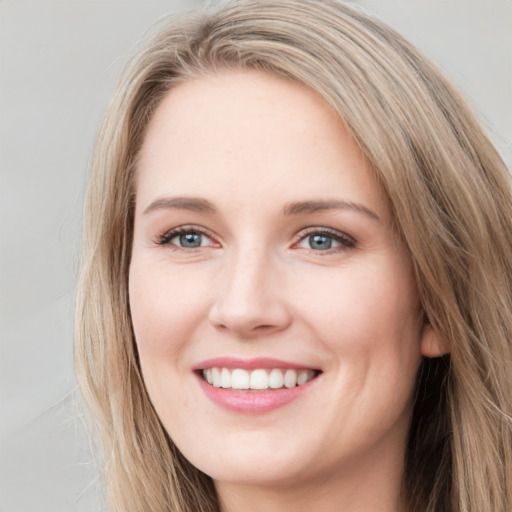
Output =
[{"x1": 195, "y1": 373, "x2": 318, "y2": 414}]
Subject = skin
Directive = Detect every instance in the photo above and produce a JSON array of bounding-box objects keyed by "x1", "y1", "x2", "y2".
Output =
[{"x1": 129, "y1": 70, "x2": 442, "y2": 512}]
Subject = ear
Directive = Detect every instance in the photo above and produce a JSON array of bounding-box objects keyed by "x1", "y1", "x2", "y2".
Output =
[{"x1": 420, "y1": 325, "x2": 449, "y2": 358}]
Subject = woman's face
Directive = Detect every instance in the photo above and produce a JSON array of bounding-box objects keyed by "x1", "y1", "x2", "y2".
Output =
[{"x1": 130, "y1": 70, "x2": 428, "y2": 490}]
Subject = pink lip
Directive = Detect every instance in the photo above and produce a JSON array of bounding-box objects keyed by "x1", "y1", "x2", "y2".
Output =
[
  {"x1": 192, "y1": 357, "x2": 319, "y2": 371},
  {"x1": 192, "y1": 357, "x2": 321, "y2": 414}
]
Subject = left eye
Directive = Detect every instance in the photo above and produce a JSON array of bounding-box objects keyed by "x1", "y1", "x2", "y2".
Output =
[
  {"x1": 296, "y1": 230, "x2": 355, "y2": 251},
  {"x1": 298, "y1": 233, "x2": 339, "y2": 251}
]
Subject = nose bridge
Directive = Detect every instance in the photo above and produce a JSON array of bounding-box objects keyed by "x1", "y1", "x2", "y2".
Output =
[
  {"x1": 229, "y1": 243, "x2": 264, "y2": 293},
  {"x1": 209, "y1": 240, "x2": 290, "y2": 337}
]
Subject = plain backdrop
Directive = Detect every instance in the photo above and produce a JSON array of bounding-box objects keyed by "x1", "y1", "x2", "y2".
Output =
[{"x1": 1, "y1": 1, "x2": 510, "y2": 511}]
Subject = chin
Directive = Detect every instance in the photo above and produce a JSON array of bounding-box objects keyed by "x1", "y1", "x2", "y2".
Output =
[{"x1": 177, "y1": 429, "x2": 316, "y2": 485}]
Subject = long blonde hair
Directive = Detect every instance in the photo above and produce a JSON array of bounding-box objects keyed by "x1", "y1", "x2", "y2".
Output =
[{"x1": 75, "y1": 1, "x2": 512, "y2": 511}]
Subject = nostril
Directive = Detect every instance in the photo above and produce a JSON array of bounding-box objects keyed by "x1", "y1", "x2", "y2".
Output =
[{"x1": 254, "y1": 324, "x2": 277, "y2": 332}]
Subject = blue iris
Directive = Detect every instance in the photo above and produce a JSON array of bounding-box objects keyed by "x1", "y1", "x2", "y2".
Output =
[
  {"x1": 179, "y1": 232, "x2": 202, "y2": 248},
  {"x1": 309, "y1": 234, "x2": 332, "y2": 250}
]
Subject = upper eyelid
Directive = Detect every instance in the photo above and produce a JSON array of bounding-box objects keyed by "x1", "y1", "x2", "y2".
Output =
[
  {"x1": 171, "y1": 225, "x2": 215, "y2": 237},
  {"x1": 294, "y1": 226, "x2": 356, "y2": 242},
  {"x1": 296, "y1": 225, "x2": 348, "y2": 236}
]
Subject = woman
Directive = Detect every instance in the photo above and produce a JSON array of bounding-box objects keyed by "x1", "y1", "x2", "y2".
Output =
[{"x1": 74, "y1": 1, "x2": 512, "y2": 511}]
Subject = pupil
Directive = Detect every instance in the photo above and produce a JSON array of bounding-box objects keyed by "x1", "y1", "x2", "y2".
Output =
[
  {"x1": 180, "y1": 233, "x2": 201, "y2": 248},
  {"x1": 310, "y1": 234, "x2": 332, "y2": 250}
]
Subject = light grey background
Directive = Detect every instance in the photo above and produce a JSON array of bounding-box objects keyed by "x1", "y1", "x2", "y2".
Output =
[{"x1": 1, "y1": 1, "x2": 510, "y2": 511}]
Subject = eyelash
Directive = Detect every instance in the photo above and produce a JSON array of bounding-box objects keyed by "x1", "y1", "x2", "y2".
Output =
[
  {"x1": 156, "y1": 225, "x2": 218, "y2": 247},
  {"x1": 155, "y1": 225, "x2": 357, "y2": 252},
  {"x1": 296, "y1": 227, "x2": 357, "y2": 252}
]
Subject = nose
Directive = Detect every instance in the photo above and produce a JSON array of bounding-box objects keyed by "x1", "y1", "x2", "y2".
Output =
[{"x1": 208, "y1": 248, "x2": 292, "y2": 339}]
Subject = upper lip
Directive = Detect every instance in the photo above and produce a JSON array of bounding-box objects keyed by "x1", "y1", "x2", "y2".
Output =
[{"x1": 192, "y1": 357, "x2": 321, "y2": 371}]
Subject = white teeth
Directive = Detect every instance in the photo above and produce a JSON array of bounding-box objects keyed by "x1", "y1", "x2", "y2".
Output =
[
  {"x1": 268, "y1": 368, "x2": 284, "y2": 389},
  {"x1": 284, "y1": 369, "x2": 297, "y2": 388},
  {"x1": 201, "y1": 367, "x2": 316, "y2": 390},
  {"x1": 221, "y1": 368, "x2": 231, "y2": 388},
  {"x1": 212, "y1": 367, "x2": 222, "y2": 387},
  {"x1": 231, "y1": 369, "x2": 250, "y2": 389},
  {"x1": 297, "y1": 370, "x2": 313, "y2": 386},
  {"x1": 250, "y1": 369, "x2": 268, "y2": 390}
]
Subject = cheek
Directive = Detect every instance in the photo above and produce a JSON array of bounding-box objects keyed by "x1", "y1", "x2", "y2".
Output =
[
  {"x1": 128, "y1": 261, "x2": 215, "y2": 427},
  {"x1": 294, "y1": 263, "x2": 422, "y2": 446},
  {"x1": 297, "y1": 258, "x2": 423, "y2": 426},
  {"x1": 129, "y1": 260, "x2": 211, "y2": 363},
  {"x1": 297, "y1": 259, "x2": 422, "y2": 356}
]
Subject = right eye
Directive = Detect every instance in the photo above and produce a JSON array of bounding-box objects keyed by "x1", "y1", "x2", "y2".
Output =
[
  {"x1": 172, "y1": 231, "x2": 208, "y2": 248},
  {"x1": 157, "y1": 227, "x2": 218, "y2": 249}
]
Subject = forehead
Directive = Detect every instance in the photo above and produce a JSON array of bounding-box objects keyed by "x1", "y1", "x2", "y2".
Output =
[{"x1": 135, "y1": 69, "x2": 389, "y2": 222}]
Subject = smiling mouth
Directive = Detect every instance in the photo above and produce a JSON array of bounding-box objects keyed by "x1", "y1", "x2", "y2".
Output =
[{"x1": 200, "y1": 367, "x2": 321, "y2": 391}]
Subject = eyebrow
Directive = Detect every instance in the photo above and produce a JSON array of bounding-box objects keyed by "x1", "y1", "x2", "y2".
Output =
[
  {"x1": 142, "y1": 196, "x2": 380, "y2": 221},
  {"x1": 282, "y1": 199, "x2": 380, "y2": 221},
  {"x1": 143, "y1": 196, "x2": 217, "y2": 215}
]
